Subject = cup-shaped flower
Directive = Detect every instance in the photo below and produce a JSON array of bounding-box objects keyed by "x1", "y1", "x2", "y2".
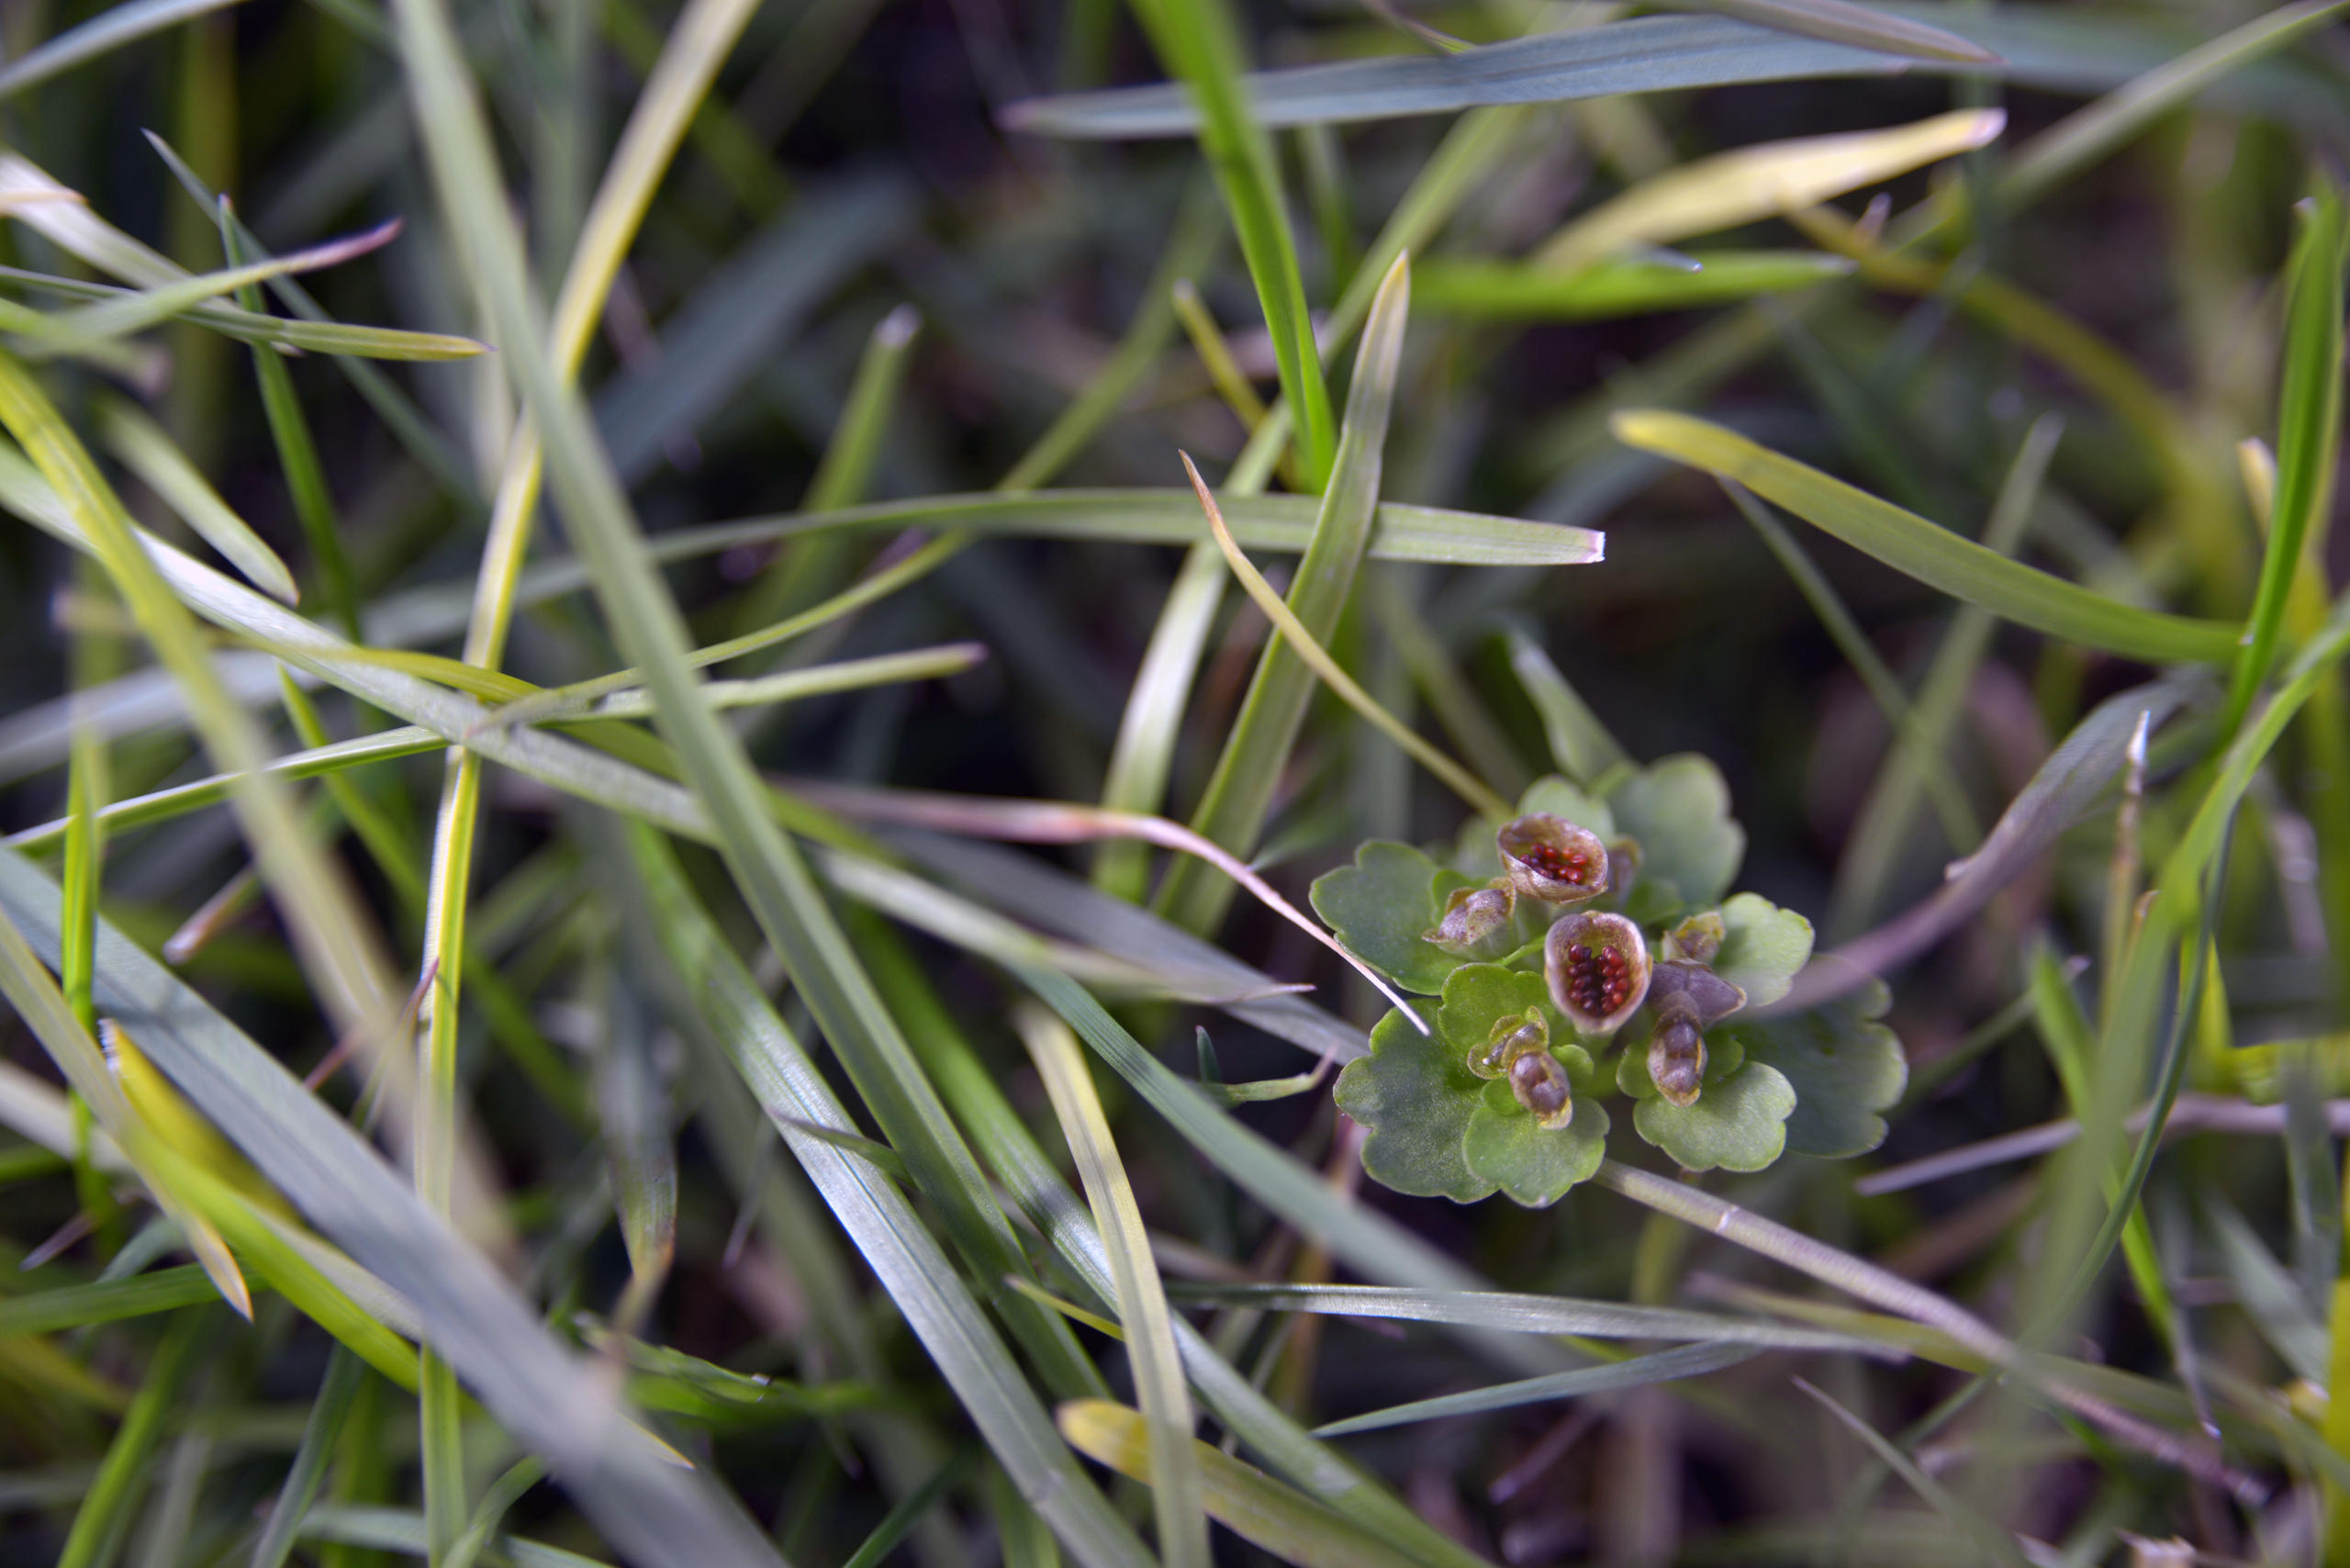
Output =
[
  {"x1": 1498, "y1": 814, "x2": 1608, "y2": 905},
  {"x1": 1424, "y1": 882, "x2": 1516, "y2": 958},
  {"x1": 1508, "y1": 1048, "x2": 1574, "y2": 1130},
  {"x1": 1544, "y1": 912, "x2": 1650, "y2": 1036},
  {"x1": 1643, "y1": 958, "x2": 1748, "y2": 1108},
  {"x1": 1471, "y1": 1008, "x2": 1549, "y2": 1080}
]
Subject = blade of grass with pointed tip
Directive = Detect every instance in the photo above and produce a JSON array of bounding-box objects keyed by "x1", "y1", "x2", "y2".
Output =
[
  {"x1": 2224, "y1": 184, "x2": 2344, "y2": 735},
  {"x1": 1505, "y1": 628, "x2": 1628, "y2": 786},
  {"x1": 1612, "y1": 410, "x2": 2240, "y2": 664},
  {"x1": 1535, "y1": 109, "x2": 2003, "y2": 274},
  {"x1": 0, "y1": 1264, "x2": 219, "y2": 1336},
  {"x1": 1314, "y1": 1342, "x2": 1760, "y2": 1436},
  {"x1": 0, "y1": 264, "x2": 487, "y2": 359},
  {"x1": 1159, "y1": 252, "x2": 1413, "y2": 933},
  {"x1": 97, "y1": 398, "x2": 297, "y2": 606},
  {"x1": 1159, "y1": 1283, "x2": 1895, "y2": 1352},
  {"x1": 1056, "y1": 1400, "x2": 1440, "y2": 1568},
  {"x1": 1020, "y1": 1009, "x2": 1210, "y2": 1568},
  {"x1": 1121, "y1": 0, "x2": 1335, "y2": 487},
  {"x1": 28, "y1": 220, "x2": 399, "y2": 351}
]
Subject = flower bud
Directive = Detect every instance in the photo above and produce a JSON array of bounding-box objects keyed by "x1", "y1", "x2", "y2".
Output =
[
  {"x1": 1662, "y1": 911, "x2": 1725, "y2": 966},
  {"x1": 1508, "y1": 1048, "x2": 1574, "y2": 1130},
  {"x1": 1543, "y1": 911, "x2": 1649, "y2": 1036},
  {"x1": 1471, "y1": 1008, "x2": 1549, "y2": 1080},
  {"x1": 1641, "y1": 958, "x2": 1746, "y2": 1108},
  {"x1": 1649, "y1": 1018, "x2": 1706, "y2": 1108},
  {"x1": 1424, "y1": 881, "x2": 1515, "y2": 958},
  {"x1": 1497, "y1": 814, "x2": 1608, "y2": 905}
]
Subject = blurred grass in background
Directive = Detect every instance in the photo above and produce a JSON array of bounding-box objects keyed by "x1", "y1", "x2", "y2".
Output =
[{"x1": 1, "y1": 0, "x2": 2349, "y2": 1563}]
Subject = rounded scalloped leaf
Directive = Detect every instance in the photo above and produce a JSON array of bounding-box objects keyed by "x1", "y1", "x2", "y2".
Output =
[
  {"x1": 1710, "y1": 893, "x2": 1813, "y2": 1009},
  {"x1": 1630, "y1": 1060, "x2": 1795, "y2": 1173},
  {"x1": 1516, "y1": 775, "x2": 1615, "y2": 839},
  {"x1": 1436, "y1": 965, "x2": 1596, "y2": 1081},
  {"x1": 1606, "y1": 756, "x2": 1744, "y2": 913},
  {"x1": 1463, "y1": 1080, "x2": 1609, "y2": 1206},
  {"x1": 1336, "y1": 1007, "x2": 1495, "y2": 1202},
  {"x1": 1615, "y1": 1027, "x2": 1744, "y2": 1098},
  {"x1": 1722, "y1": 971, "x2": 1906, "y2": 1159},
  {"x1": 1310, "y1": 841, "x2": 1460, "y2": 993}
]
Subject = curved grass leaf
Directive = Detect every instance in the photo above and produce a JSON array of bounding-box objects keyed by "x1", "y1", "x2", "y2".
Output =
[
  {"x1": 27, "y1": 220, "x2": 399, "y2": 353},
  {"x1": 1533, "y1": 109, "x2": 2002, "y2": 274},
  {"x1": 96, "y1": 397, "x2": 297, "y2": 605},
  {"x1": 1611, "y1": 410, "x2": 2239, "y2": 664},
  {"x1": 1313, "y1": 1341, "x2": 1760, "y2": 1436},
  {"x1": 0, "y1": 269, "x2": 486, "y2": 360},
  {"x1": 1002, "y1": 6, "x2": 2346, "y2": 137}
]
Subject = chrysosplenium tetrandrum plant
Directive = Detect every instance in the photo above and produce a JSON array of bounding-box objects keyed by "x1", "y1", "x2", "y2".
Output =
[{"x1": 1313, "y1": 756, "x2": 1908, "y2": 1204}]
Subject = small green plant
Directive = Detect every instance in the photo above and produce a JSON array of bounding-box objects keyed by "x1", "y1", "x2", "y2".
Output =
[{"x1": 1314, "y1": 757, "x2": 1906, "y2": 1204}]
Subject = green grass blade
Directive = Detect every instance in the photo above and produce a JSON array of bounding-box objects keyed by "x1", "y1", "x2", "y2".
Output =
[
  {"x1": 1122, "y1": 0, "x2": 1336, "y2": 486},
  {"x1": 840, "y1": 1454, "x2": 973, "y2": 1568},
  {"x1": 1505, "y1": 628, "x2": 1628, "y2": 785},
  {"x1": 28, "y1": 220, "x2": 398, "y2": 350},
  {"x1": 1093, "y1": 541, "x2": 1225, "y2": 901},
  {"x1": 251, "y1": 1346, "x2": 367, "y2": 1568},
  {"x1": 2223, "y1": 183, "x2": 2344, "y2": 734},
  {"x1": 1019, "y1": 1008, "x2": 1210, "y2": 1568},
  {"x1": 1159, "y1": 252, "x2": 1414, "y2": 933},
  {"x1": 1413, "y1": 252, "x2": 1852, "y2": 319},
  {"x1": 0, "y1": 1264, "x2": 218, "y2": 1336},
  {"x1": 1313, "y1": 1341, "x2": 1760, "y2": 1436},
  {"x1": 95, "y1": 398, "x2": 297, "y2": 606},
  {"x1": 1611, "y1": 409, "x2": 2240, "y2": 664},
  {"x1": 1057, "y1": 1400, "x2": 1437, "y2": 1568},
  {"x1": 1159, "y1": 1283, "x2": 1892, "y2": 1351},
  {"x1": 1533, "y1": 109, "x2": 2002, "y2": 274}
]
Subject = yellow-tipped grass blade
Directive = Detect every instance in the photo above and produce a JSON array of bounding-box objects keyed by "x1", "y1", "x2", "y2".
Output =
[{"x1": 1535, "y1": 108, "x2": 2005, "y2": 274}]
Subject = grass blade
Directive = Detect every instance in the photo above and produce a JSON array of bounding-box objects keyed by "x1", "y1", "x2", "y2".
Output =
[
  {"x1": 1790, "y1": 1377, "x2": 2037, "y2": 1568},
  {"x1": 96, "y1": 397, "x2": 297, "y2": 606},
  {"x1": 1313, "y1": 1341, "x2": 1760, "y2": 1436},
  {"x1": 1019, "y1": 1007, "x2": 1211, "y2": 1568},
  {"x1": 1611, "y1": 410, "x2": 2240, "y2": 665},
  {"x1": 251, "y1": 1347, "x2": 367, "y2": 1568},
  {"x1": 1122, "y1": 0, "x2": 1335, "y2": 486},
  {"x1": 1159, "y1": 252, "x2": 1413, "y2": 933},
  {"x1": 1534, "y1": 109, "x2": 2002, "y2": 273},
  {"x1": 28, "y1": 220, "x2": 398, "y2": 350},
  {"x1": 1415, "y1": 252, "x2": 1852, "y2": 319},
  {"x1": 0, "y1": 0, "x2": 252, "y2": 100},
  {"x1": 57, "y1": 1308, "x2": 206, "y2": 1568},
  {"x1": 2223, "y1": 183, "x2": 2344, "y2": 734}
]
